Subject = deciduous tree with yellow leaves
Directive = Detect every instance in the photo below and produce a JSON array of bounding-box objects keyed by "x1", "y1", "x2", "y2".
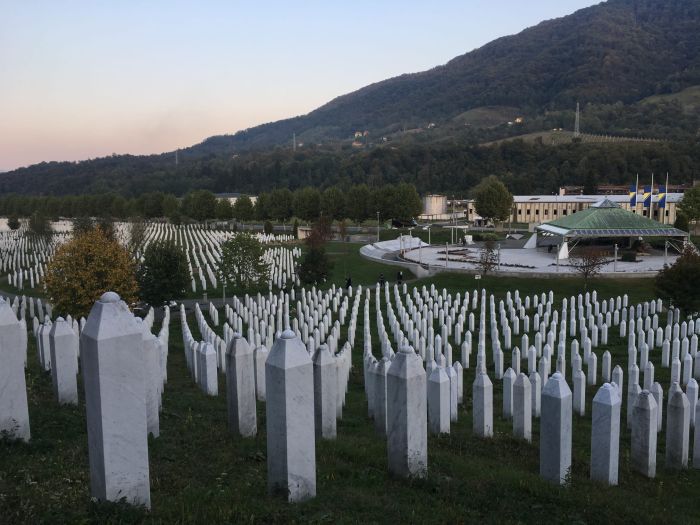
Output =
[{"x1": 44, "y1": 227, "x2": 138, "y2": 318}]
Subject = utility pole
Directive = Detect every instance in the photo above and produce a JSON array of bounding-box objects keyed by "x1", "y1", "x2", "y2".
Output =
[
  {"x1": 376, "y1": 211, "x2": 380, "y2": 243},
  {"x1": 574, "y1": 102, "x2": 580, "y2": 138}
]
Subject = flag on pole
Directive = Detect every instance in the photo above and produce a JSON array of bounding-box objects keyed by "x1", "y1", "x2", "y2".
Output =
[
  {"x1": 658, "y1": 185, "x2": 667, "y2": 209},
  {"x1": 629, "y1": 184, "x2": 637, "y2": 206},
  {"x1": 643, "y1": 185, "x2": 652, "y2": 208}
]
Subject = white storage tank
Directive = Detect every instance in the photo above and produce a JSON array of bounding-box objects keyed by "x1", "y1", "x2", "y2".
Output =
[{"x1": 423, "y1": 194, "x2": 447, "y2": 216}]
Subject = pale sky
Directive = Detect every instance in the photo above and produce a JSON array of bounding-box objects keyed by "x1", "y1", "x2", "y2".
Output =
[{"x1": 0, "y1": 0, "x2": 600, "y2": 171}]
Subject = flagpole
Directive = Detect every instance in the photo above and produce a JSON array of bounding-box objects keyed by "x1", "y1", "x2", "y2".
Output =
[
  {"x1": 635, "y1": 173, "x2": 639, "y2": 214},
  {"x1": 650, "y1": 172, "x2": 654, "y2": 222},
  {"x1": 665, "y1": 172, "x2": 669, "y2": 224}
]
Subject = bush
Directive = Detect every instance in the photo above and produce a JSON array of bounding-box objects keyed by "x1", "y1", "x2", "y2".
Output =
[
  {"x1": 655, "y1": 246, "x2": 700, "y2": 315},
  {"x1": 263, "y1": 220, "x2": 273, "y2": 235},
  {"x1": 675, "y1": 213, "x2": 689, "y2": 232},
  {"x1": 620, "y1": 251, "x2": 637, "y2": 262},
  {"x1": 218, "y1": 234, "x2": 269, "y2": 293},
  {"x1": 138, "y1": 240, "x2": 190, "y2": 305},
  {"x1": 298, "y1": 246, "x2": 332, "y2": 285},
  {"x1": 473, "y1": 233, "x2": 499, "y2": 242},
  {"x1": 7, "y1": 215, "x2": 20, "y2": 230},
  {"x1": 44, "y1": 227, "x2": 138, "y2": 318}
]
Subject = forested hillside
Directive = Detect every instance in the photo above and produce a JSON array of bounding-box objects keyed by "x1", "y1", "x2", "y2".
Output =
[{"x1": 3, "y1": 0, "x2": 700, "y2": 196}]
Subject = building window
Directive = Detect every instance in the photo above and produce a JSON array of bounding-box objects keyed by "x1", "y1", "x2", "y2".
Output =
[
  {"x1": 518, "y1": 209, "x2": 522, "y2": 215},
  {"x1": 643, "y1": 210, "x2": 647, "y2": 216},
  {"x1": 563, "y1": 210, "x2": 567, "y2": 215},
  {"x1": 554, "y1": 209, "x2": 558, "y2": 215},
  {"x1": 527, "y1": 209, "x2": 531, "y2": 215},
  {"x1": 535, "y1": 209, "x2": 540, "y2": 215},
  {"x1": 666, "y1": 210, "x2": 669, "y2": 216},
  {"x1": 544, "y1": 209, "x2": 548, "y2": 216}
]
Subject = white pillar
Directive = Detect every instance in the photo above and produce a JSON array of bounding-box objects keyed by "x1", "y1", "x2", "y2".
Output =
[
  {"x1": 387, "y1": 346, "x2": 427, "y2": 478},
  {"x1": 590, "y1": 383, "x2": 621, "y2": 485},
  {"x1": 539, "y1": 372, "x2": 572, "y2": 485},
  {"x1": 81, "y1": 292, "x2": 150, "y2": 508},
  {"x1": 226, "y1": 334, "x2": 257, "y2": 437},
  {"x1": 266, "y1": 329, "x2": 316, "y2": 501}
]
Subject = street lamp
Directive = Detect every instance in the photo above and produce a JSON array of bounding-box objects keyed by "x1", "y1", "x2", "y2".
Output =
[{"x1": 613, "y1": 244, "x2": 618, "y2": 272}]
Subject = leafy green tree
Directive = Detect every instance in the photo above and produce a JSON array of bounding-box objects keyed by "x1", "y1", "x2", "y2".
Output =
[
  {"x1": 263, "y1": 220, "x2": 273, "y2": 234},
  {"x1": 472, "y1": 176, "x2": 513, "y2": 225},
  {"x1": 293, "y1": 187, "x2": 321, "y2": 221},
  {"x1": 218, "y1": 234, "x2": 270, "y2": 292},
  {"x1": 138, "y1": 192, "x2": 165, "y2": 218},
  {"x1": 269, "y1": 188, "x2": 293, "y2": 222},
  {"x1": 162, "y1": 194, "x2": 180, "y2": 219},
  {"x1": 232, "y1": 195, "x2": 254, "y2": 221},
  {"x1": 320, "y1": 186, "x2": 346, "y2": 220},
  {"x1": 655, "y1": 246, "x2": 700, "y2": 315},
  {"x1": 346, "y1": 184, "x2": 371, "y2": 223},
  {"x1": 28, "y1": 211, "x2": 51, "y2": 238},
  {"x1": 215, "y1": 199, "x2": 234, "y2": 221},
  {"x1": 255, "y1": 192, "x2": 272, "y2": 220},
  {"x1": 44, "y1": 227, "x2": 138, "y2": 318},
  {"x1": 679, "y1": 186, "x2": 700, "y2": 234},
  {"x1": 111, "y1": 195, "x2": 128, "y2": 219},
  {"x1": 297, "y1": 220, "x2": 333, "y2": 285},
  {"x1": 137, "y1": 240, "x2": 190, "y2": 305},
  {"x1": 674, "y1": 213, "x2": 689, "y2": 232},
  {"x1": 182, "y1": 190, "x2": 217, "y2": 221},
  {"x1": 7, "y1": 215, "x2": 20, "y2": 230},
  {"x1": 393, "y1": 183, "x2": 423, "y2": 221},
  {"x1": 72, "y1": 215, "x2": 94, "y2": 235}
]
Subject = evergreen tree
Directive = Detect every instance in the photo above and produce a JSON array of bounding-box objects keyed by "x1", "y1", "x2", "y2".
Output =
[{"x1": 138, "y1": 240, "x2": 190, "y2": 305}]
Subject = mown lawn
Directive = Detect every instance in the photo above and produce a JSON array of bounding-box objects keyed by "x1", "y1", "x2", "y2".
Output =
[{"x1": 1, "y1": 261, "x2": 698, "y2": 523}]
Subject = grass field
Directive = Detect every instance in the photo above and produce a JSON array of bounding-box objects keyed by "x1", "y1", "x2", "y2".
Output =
[{"x1": 2, "y1": 273, "x2": 699, "y2": 524}]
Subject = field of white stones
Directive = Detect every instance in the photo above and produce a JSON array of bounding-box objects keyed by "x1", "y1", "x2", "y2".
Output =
[
  {"x1": 1, "y1": 222, "x2": 299, "y2": 295},
  {"x1": 2, "y1": 271, "x2": 700, "y2": 524}
]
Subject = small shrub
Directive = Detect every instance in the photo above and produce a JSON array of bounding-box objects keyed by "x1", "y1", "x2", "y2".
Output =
[{"x1": 620, "y1": 251, "x2": 637, "y2": 262}]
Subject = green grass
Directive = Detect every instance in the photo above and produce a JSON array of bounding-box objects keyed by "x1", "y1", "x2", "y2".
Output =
[
  {"x1": 325, "y1": 242, "x2": 414, "y2": 287},
  {"x1": 3, "y1": 276, "x2": 700, "y2": 523}
]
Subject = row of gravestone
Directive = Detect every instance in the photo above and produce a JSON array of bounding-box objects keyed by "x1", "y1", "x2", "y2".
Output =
[
  {"x1": 139, "y1": 223, "x2": 297, "y2": 292},
  {"x1": 363, "y1": 283, "x2": 700, "y2": 484}
]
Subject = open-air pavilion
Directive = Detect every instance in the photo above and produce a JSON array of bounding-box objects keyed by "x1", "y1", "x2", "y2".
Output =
[{"x1": 530, "y1": 199, "x2": 689, "y2": 260}]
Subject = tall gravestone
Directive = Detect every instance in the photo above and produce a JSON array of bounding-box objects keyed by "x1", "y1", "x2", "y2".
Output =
[
  {"x1": 266, "y1": 330, "x2": 316, "y2": 502},
  {"x1": 590, "y1": 383, "x2": 620, "y2": 485},
  {"x1": 0, "y1": 298, "x2": 30, "y2": 441},
  {"x1": 226, "y1": 334, "x2": 257, "y2": 437},
  {"x1": 665, "y1": 385, "x2": 690, "y2": 469},
  {"x1": 387, "y1": 346, "x2": 427, "y2": 478},
  {"x1": 473, "y1": 371, "x2": 494, "y2": 438},
  {"x1": 49, "y1": 317, "x2": 79, "y2": 405},
  {"x1": 81, "y1": 292, "x2": 150, "y2": 508},
  {"x1": 313, "y1": 344, "x2": 337, "y2": 439},
  {"x1": 513, "y1": 373, "x2": 532, "y2": 442},
  {"x1": 428, "y1": 366, "x2": 450, "y2": 435},
  {"x1": 631, "y1": 390, "x2": 657, "y2": 478},
  {"x1": 540, "y1": 372, "x2": 572, "y2": 484}
]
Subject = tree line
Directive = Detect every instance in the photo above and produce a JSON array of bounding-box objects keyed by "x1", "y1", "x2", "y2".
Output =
[
  {"x1": 3, "y1": 138, "x2": 700, "y2": 199},
  {"x1": 0, "y1": 182, "x2": 423, "y2": 223}
]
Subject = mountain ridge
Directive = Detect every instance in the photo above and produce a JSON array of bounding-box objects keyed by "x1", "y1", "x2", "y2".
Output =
[{"x1": 3, "y1": 0, "x2": 700, "y2": 195}]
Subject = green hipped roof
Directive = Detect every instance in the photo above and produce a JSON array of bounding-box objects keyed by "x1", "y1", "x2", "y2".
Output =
[{"x1": 537, "y1": 199, "x2": 688, "y2": 238}]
